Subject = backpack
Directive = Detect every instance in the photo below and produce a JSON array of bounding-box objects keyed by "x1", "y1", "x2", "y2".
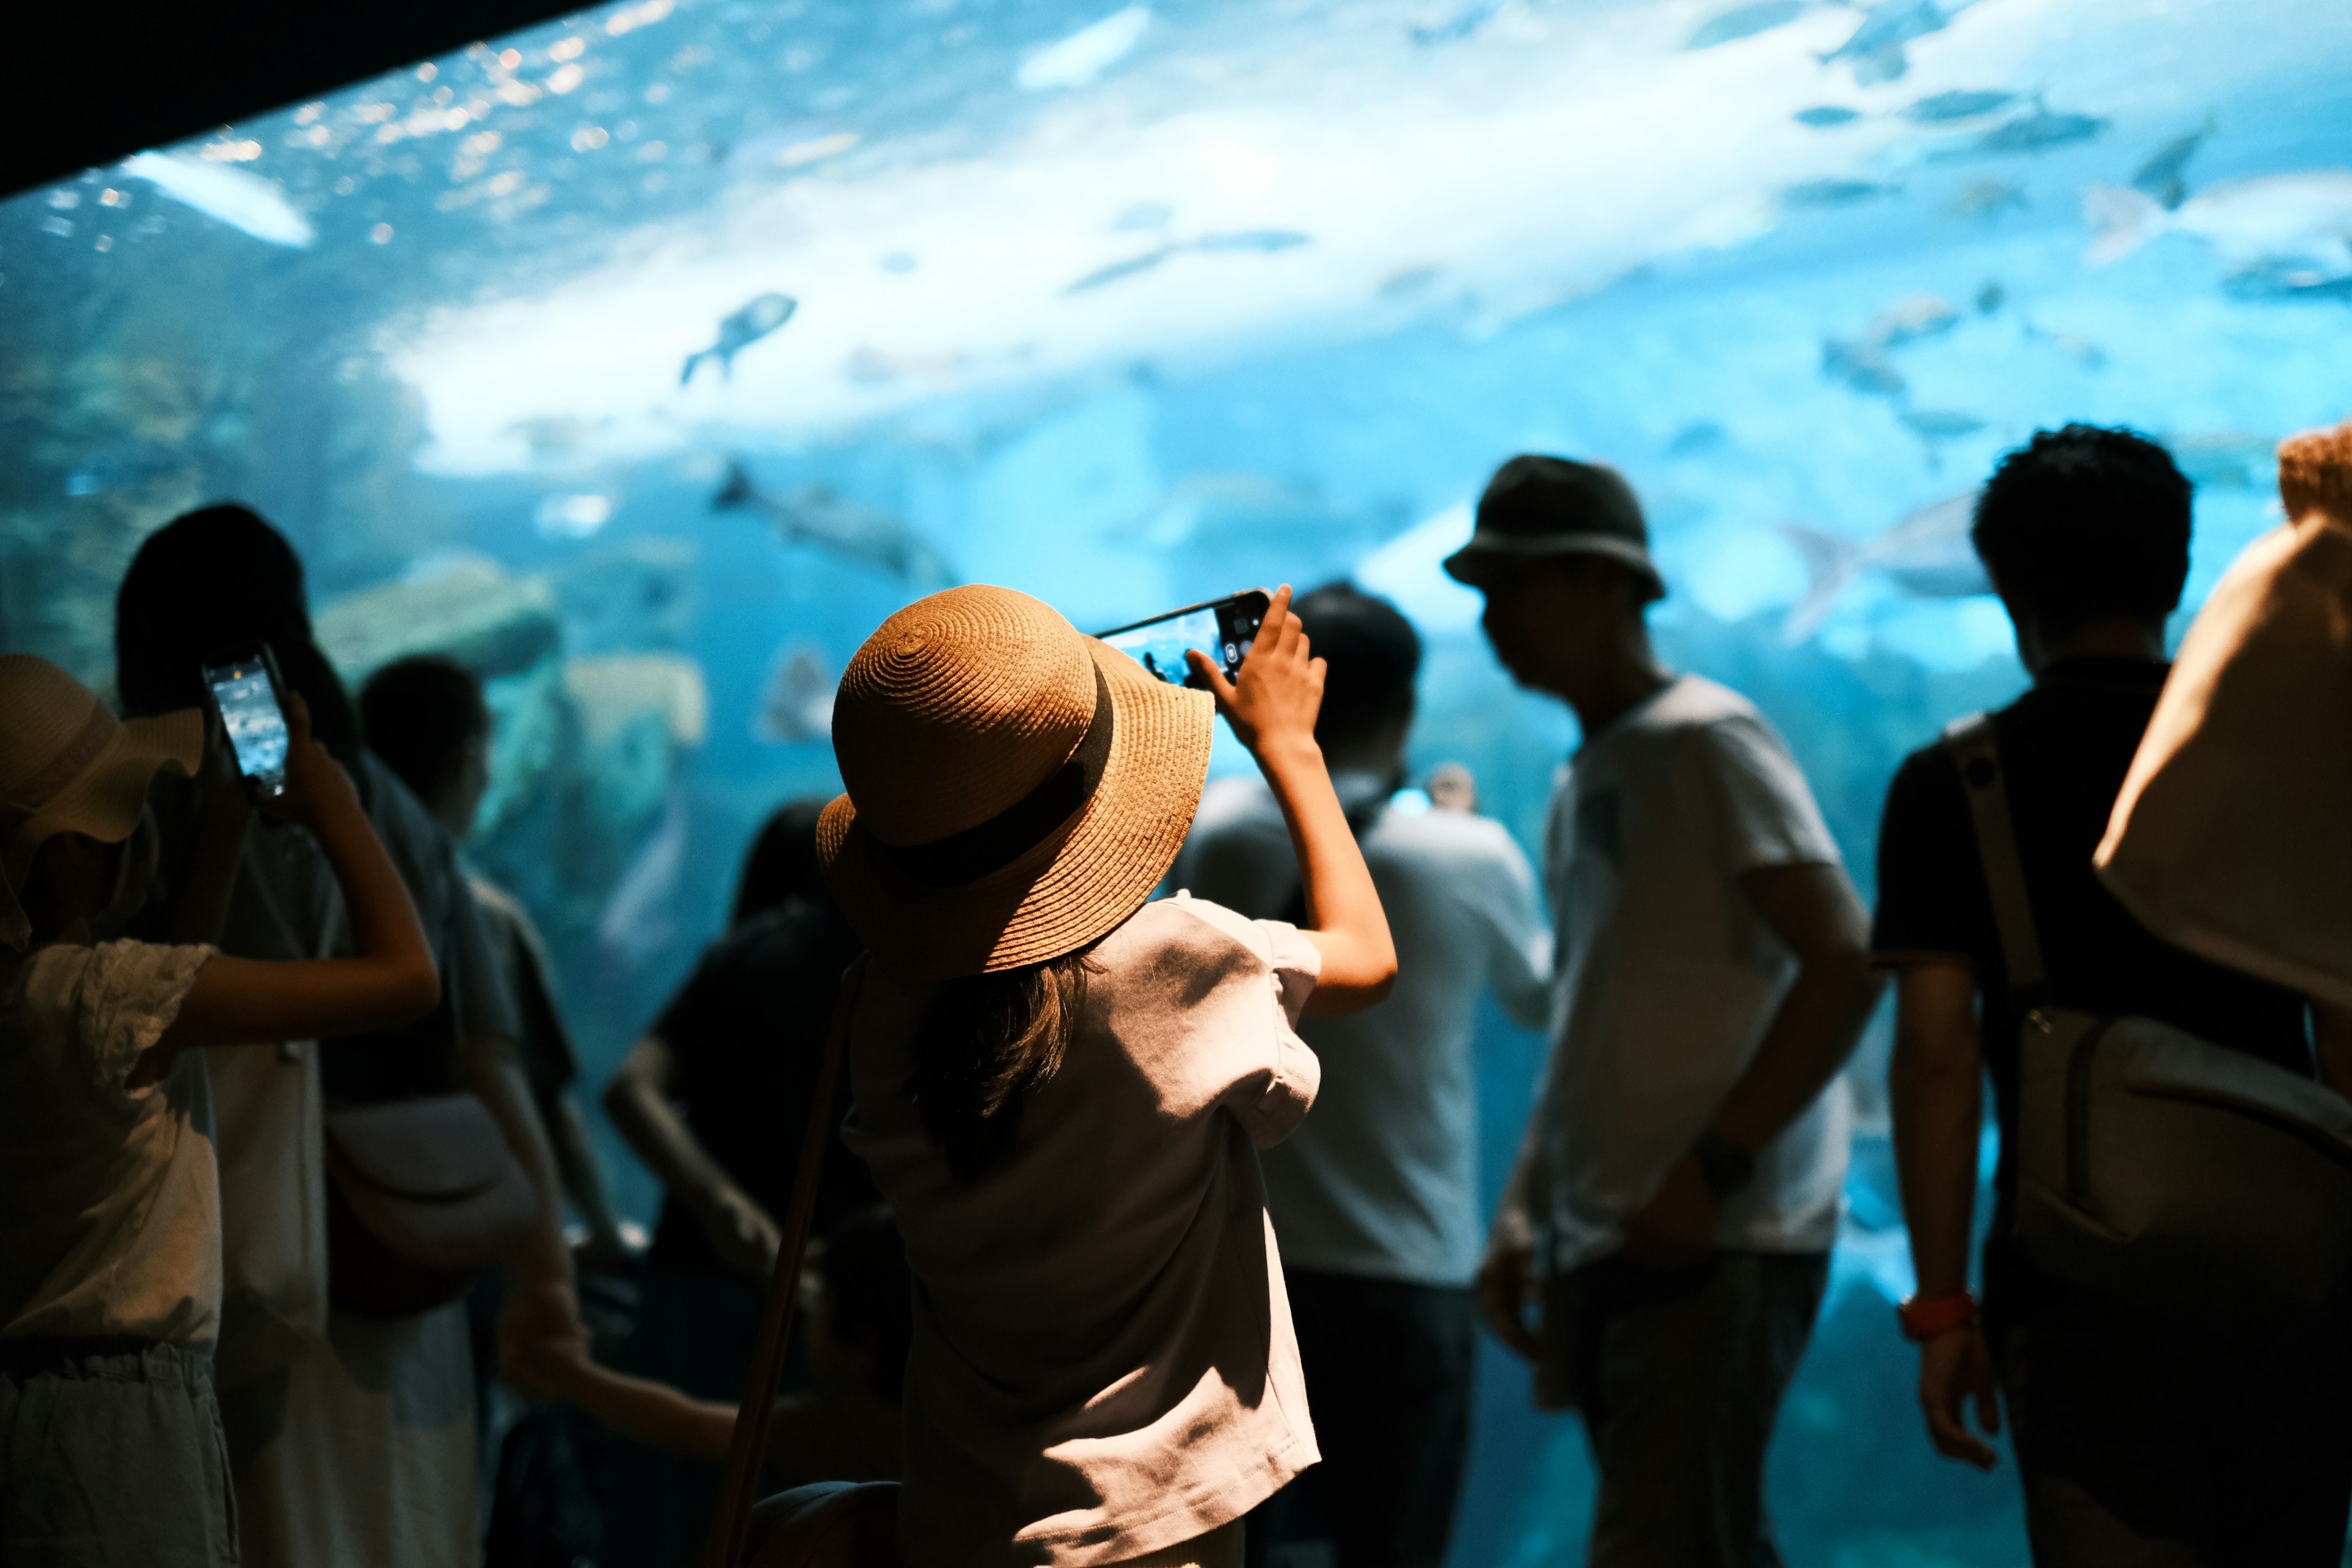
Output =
[{"x1": 1944, "y1": 714, "x2": 2352, "y2": 1342}]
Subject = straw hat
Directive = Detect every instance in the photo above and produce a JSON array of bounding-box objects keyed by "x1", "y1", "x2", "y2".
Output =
[
  {"x1": 0, "y1": 655, "x2": 204, "y2": 949},
  {"x1": 816, "y1": 586, "x2": 1213, "y2": 982}
]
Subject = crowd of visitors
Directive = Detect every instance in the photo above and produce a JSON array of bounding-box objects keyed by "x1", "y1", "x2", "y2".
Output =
[{"x1": 3, "y1": 415, "x2": 2349, "y2": 1568}]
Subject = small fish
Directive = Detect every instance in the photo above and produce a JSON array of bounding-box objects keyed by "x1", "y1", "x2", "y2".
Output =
[
  {"x1": 1900, "y1": 409, "x2": 1988, "y2": 440},
  {"x1": 753, "y1": 643, "x2": 835, "y2": 745},
  {"x1": 1377, "y1": 264, "x2": 1442, "y2": 299},
  {"x1": 121, "y1": 151, "x2": 314, "y2": 247},
  {"x1": 1820, "y1": 0, "x2": 1947, "y2": 84},
  {"x1": 878, "y1": 251, "x2": 918, "y2": 273},
  {"x1": 1962, "y1": 105, "x2": 2108, "y2": 157},
  {"x1": 1667, "y1": 420, "x2": 1732, "y2": 458},
  {"x1": 2023, "y1": 321, "x2": 2108, "y2": 369},
  {"x1": 2165, "y1": 432, "x2": 2278, "y2": 490},
  {"x1": 714, "y1": 461, "x2": 957, "y2": 586},
  {"x1": 1411, "y1": 0, "x2": 1503, "y2": 46},
  {"x1": 1949, "y1": 176, "x2": 2025, "y2": 220},
  {"x1": 2132, "y1": 116, "x2": 2217, "y2": 212},
  {"x1": 1018, "y1": 4, "x2": 1150, "y2": 90},
  {"x1": 1111, "y1": 201, "x2": 1174, "y2": 232},
  {"x1": 1192, "y1": 230, "x2": 1311, "y2": 253},
  {"x1": 1795, "y1": 105, "x2": 1863, "y2": 128},
  {"x1": 505, "y1": 415, "x2": 611, "y2": 462},
  {"x1": 2220, "y1": 261, "x2": 2352, "y2": 303},
  {"x1": 1778, "y1": 491, "x2": 1988, "y2": 641},
  {"x1": 1686, "y1": 0, "x2": 1806, "y2": 50},
  {"x1": 62, "y1": 439, "x2": 189, "y2": 497},
  {"x1": 1902, "y1": 89, "x2": 2013, "y2": 123},
  {"x1": 1822, "y1": 337, "x2": 1907, "y2": 398},
  {"x1": 1065, "y1": 246, "x2": 1177, "y2": 293},
  {"x1": 1975, "y1": 281, "x2": 2005, "y2": 314},
  {"x1": 681, "y1": 292, "x2": 797, "y2": 385},
  {"x1": 2084, "y1": 172, "x2": 2352, "y2": 278},
  {"x1": 1870, "y1": 292, "x2": 1960, "y2": 345},
  {"x1": 1782, "y1": 178, "x2": 1901, "y2": 208}
]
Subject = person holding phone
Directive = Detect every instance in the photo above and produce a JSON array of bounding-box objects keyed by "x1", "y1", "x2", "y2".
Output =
[
  {"x1": 819, "y1": 582, "x2": 1393, "y2": 1567},
  {"x1": 0, "y1": 655, "x2": 439, "y2": 1568}
]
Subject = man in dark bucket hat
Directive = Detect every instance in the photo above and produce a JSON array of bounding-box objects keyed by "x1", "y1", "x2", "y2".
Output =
[{"x1": 1460, "y1": 454, "x2": 1880, "y2": 1568}]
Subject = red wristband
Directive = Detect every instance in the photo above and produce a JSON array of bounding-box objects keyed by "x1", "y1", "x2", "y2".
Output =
[{"x1": 1897, "y1": 1291, "x2": 1977, "y2": 1342}]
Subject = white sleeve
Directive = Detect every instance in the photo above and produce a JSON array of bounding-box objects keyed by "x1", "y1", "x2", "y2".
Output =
[
  {"x1": 1476, "y1": 827, "x2": 1552, "y2": 1030},
  {"x1": 1699, "y1": 714, "x2": 1841, "y2": 875}
]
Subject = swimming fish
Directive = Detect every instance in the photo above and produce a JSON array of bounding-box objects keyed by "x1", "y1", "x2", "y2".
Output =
[
  {"x1": 713, "y1": 461, "x2": 957, "y2": 586},
  {"x1": 1064, "y1": 231, "x2": 1311, "y2": 293},
  {"x1": 1782, "y1": 179, "x2": 1901, "y2": 209},
  {"x1": 1666, "y1": 420, "x2": 1732, "y2": 458},
  {"x1": 1899, "y1": 409, "x2": 1988, "y2": 440},
  {"x1": 2084, "y1": 172, "x2": 2352, "y2": 282},
  {"x1": 1949, "y1": 177, "x2": 2026, "y2": 221},
  {"x1": 1686, "y1": 0, "x2": 1806, "y2": 50},
  {"x1": 1411, "y1": 0, "x2": 1503, "y2": 45},
  {"x1": 1871, "y1": 292, "x2": 1961, "y2": 345},
  {"x1": 1778, "y1": 491, "x2": 1988, "y2": 642},
  {"x1": 120, "y1": 151, "x2": 314, "y2": 247},
  {"x1": 2133, "y1": 116, "x2": 2217, "y2": 211},
  {"x1": 1193, "y1": 230, "x2": 1312, "y2": 253},
  {"x1": 1902, "y1": 89, "x2": 2013, "y2": 123},
  {"x1": 1974, "y1": 281, "x2": 2005, "y2": 314},
  {"x1": 1795, "y1": 106, "x2": 1863, "y2": 128},
  {"x1": 1111, "y1": 201, "x2": 1174, "y2": 232},
  {"x1": 1018, "y1": 4, "x2": 1150, "y2": 89},
  {"x1": 2022, "y1": 320, "x2": 2107, "y2": 369},
  {"x1": 1820, "y1": 0, "x2": 1948, "y2": 84},
  {"x1": 2165, "y1": 432, "x2": 2278, "y2": 490},
  {"x1": 1821, "y1": 337, "x2": 1906, "y2": 399},
  {"x1": 752, "y1": 643, "x2": 835, "y2": 744},
  {"x1": 681, "y1": 292, "x2": 797, "y2": 385},
  {"x1": 1960, "y1": 104, "x2": 2108, "y2": 157},
  {"x1": 1066, "y1": 247, "x2": 1177, "y2": 293}
]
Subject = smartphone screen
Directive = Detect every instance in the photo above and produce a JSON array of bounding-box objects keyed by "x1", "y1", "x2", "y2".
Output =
[
  {"x1": 1097, "y1": 590, "x2": 1270, "y2": 690},
  {"x1": 202, "y1": 652, "x2": 291, "y2": 798}
]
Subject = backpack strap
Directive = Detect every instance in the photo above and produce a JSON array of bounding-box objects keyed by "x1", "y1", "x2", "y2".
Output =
[
  {"x1": 701, "y1": 955, "x2": 867, "y2": 1568},
  {"x1": 1939, "y1": 714, "x2": 2052, "y2": 1011}
]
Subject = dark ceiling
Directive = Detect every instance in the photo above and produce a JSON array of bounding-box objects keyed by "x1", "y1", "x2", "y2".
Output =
[{"x1": 4, "y1": 0, "x2": 582, "y2": 198}]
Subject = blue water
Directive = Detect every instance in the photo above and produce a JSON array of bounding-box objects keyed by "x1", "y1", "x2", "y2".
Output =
[{"x1": 6, "y1": 0, "x2": 2351, "y2": 1559}]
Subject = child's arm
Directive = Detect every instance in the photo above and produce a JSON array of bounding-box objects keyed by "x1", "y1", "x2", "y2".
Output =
[
  {"x1": 1188, "y1": 584, "x2": 1396, "y2": 1015},
  {"x1": 514, "y1": 1330, "x2": 737, "y2": 1461},
  {"x1": 158, "y1": 692, "x2": 440, "y2": 1050}
]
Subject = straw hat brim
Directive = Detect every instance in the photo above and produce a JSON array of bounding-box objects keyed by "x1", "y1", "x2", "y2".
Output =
[
  {"x1": 2, "y1": 708, "x2": 203, "y2": 946},
  {"x1": 817, "y1": 636, "x2": 1213, "y2": 982}
]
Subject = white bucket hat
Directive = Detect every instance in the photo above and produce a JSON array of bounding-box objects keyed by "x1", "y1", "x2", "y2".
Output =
[{"x1": 0, "y1": 654, "x2": 203, "y2": 948}]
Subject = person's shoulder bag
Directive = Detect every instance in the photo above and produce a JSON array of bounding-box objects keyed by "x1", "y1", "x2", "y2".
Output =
[
  {"x1": 703, "y1": 957, "x2": 903, "y2": 1568},
  {"x1": 1944, "y1": 713, "x2": 2352, "y2": 1341}
]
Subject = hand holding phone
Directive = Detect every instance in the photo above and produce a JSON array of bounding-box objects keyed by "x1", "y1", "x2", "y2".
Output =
[
  {"x1": 1096, "y1": 589, "x2": 1272, "y2": 690},
  {"x1": 1182, "y1": 584, "x2": 1324, "y2": 757},
  {"x1": 200, "y1": 646, "x2": 293, "y2": 801}
]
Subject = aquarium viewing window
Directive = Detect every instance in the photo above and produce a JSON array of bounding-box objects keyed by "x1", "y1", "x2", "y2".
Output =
[{"x1": 3, "y1": 0, "x2": 2348, "y2": 1560}]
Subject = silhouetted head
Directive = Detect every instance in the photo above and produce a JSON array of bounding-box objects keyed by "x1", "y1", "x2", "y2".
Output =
[
  {"x1": 731, "y1": 796, "x2": 834, "y2": 927},
  {"x1": 1291, "y1": 582, "x2": 1420, "y2": 769},
  {"x1": 115, "y1": 503, "x2": 363, "y2": 762},
  {"x1": 360, "y1": 655, "x2": 493, "y2": 840},
  {"x1": 1972, "y1": 426, "x2": 2192, "y2": 647}
]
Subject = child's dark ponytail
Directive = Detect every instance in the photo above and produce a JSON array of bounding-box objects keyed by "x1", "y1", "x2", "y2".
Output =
[{"x1": 908, "y1": 948, "x2": 1095, "y2": 1182}]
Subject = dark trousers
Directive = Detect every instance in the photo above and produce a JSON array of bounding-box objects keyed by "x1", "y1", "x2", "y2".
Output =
[
  {"x1": 1544, "y1": 1250, "x2": 1828, "y2": 1568},
  {"x1": 1999, "y1": 1290, "x2": 2352, "y2": 1567},
  {"x1": 1245, "y1": 1270, "x2": 1477, "y2": 1568}
]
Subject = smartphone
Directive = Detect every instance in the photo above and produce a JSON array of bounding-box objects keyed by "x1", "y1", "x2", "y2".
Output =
[
  {"x1": 1096, "y1": 590, "x2": 1272, "y2": 690},
  {"x1": 200, "y1": 645, "x2": 292, "y2": 801}
]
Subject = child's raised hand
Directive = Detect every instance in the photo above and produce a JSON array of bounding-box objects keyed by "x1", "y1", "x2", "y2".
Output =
[
  {"x1": 259, "y1": 688, "x2": 358, "y2": 829},
  {"x1": 1186, "y1": 585, "x2": 1325, "y2": 761}
]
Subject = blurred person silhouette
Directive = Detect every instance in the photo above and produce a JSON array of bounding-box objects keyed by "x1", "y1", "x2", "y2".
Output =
[
  {"x1": 1872, "y1": 425, "x2": 2352, "y2": 1565},
  {"x1": 513, "y1": 1203, "x2": 909, "y2": 1490},
  {"x1": 1, "y1": 656, "x2": 438, "y2": 1568},
  {"x1": 115, "y1": 504, "x2": 580, "y2": 1568},
  {"x1": 1173, "y1": 582, "x2": 1549, "y2": 1568},
  {"x1": 1455, "y1": 457, "x2": 1881, "y2": 1568},
  {"x1": 595, "y1": 796, "x2": 876, "y2": 1567},
  {"x1": 820, "y1": 583, "x2": 1395, "y2": 1567}
]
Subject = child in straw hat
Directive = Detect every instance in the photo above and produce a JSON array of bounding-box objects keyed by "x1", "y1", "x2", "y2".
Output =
[
  {"x1": 815, "y1": 583, "x2": 1396, "y2": 1568},
  {"x1": 0, "y1": 655, "x2": 440, "y2": 1568}
]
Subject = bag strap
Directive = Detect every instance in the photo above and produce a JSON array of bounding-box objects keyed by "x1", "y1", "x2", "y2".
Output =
[
  {"x1": 702, "y1": 956, "x2": 867, "y2": 1568},
  {"x1": 1939, "y1": 714, "x2": 2052, "y2": 1011}
]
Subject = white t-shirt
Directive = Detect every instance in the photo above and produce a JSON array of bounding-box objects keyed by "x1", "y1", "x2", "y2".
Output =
[
  {"x1": 843, "y1": 894, "x2": 1321, "y2": 1568},
  {"x1": 0, "y1": 939, "x2": 220, "y2": 1342},
  {"x1": 1494, "y1": 675, "x2": 1851, "y2": 1274},
  {"x1": 1176, "y1": 774, "x2": 1551, "y2": 1286}
]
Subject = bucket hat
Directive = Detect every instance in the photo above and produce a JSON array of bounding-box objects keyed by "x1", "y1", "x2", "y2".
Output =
[
  {"x1": 1443, "y1": 454, "x2": 1665, "y2": 600},
  {"x1": 816, "y1": 586, "x2": 1213, "y2": 982},
  {"x1": 0, "y1": 654, "x2": 203, "y2": 948}
]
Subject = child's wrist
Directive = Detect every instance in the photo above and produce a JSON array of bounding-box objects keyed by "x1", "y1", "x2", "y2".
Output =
[{"x1": 1251, "y1": 733, "x2": 1324, "y2": 774}]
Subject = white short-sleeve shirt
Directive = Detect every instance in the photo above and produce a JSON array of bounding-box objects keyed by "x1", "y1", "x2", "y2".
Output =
[
  {"x1": 1496, "y1": 674, "x2": 1852, "y2": 1273},
  {"x1": 844, "y1": 894, "x2": 1321, "y2": 1568},
  {"x1": 0, "y1": 940, "x2": 220, "y2": 1343}
]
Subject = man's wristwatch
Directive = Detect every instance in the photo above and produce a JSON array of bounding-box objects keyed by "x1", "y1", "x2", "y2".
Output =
[
  {"x1": 1689, "y1": 1128, "x2": 1755, "y2": 1197},
  {"x1": 1898, "y1": 1291, "x2": 1978, "y2": 1342}
]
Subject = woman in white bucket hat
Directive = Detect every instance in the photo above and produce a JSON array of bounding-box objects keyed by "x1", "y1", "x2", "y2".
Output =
[
  {"x1": 0, "y1": 655, "x2": 439, "y2": 1568},
  {"x1": 813, "y1": 582, "x2": 1395, "y2": 1567}
]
